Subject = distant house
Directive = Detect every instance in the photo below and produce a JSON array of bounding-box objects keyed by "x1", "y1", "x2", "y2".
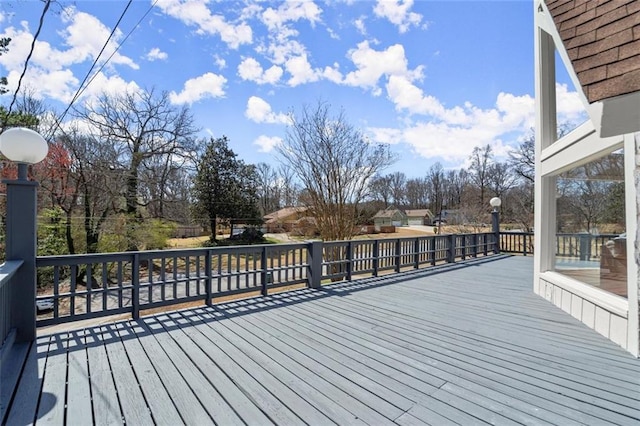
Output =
[
  {"x1": 264, "y1": 206, "x2": 308, "y2": 233},
  {"x1": 372, "y1": 207, "x2": 407, "y2": 230},
  {"x1": 405, "y1": 209, "x2": 433, "y2": 226}
]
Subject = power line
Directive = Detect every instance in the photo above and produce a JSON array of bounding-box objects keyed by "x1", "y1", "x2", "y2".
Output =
[
  {"x1": 51, "y1": 0, "x2": 133, "y2": 135},
  {"x1": 7, "y1": 0, "x2": 51, "y2": 115},
  {"x1": 45, "y1": 0, "x2": 159, "y2": 140}
]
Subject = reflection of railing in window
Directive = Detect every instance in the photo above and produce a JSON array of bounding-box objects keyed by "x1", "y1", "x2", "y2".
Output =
[{"x1": 499, "y1": 231, "x2": 619, "y2": 260}]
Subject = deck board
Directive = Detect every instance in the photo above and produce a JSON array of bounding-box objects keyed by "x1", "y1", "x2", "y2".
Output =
[{"x1": 6, "y1": 255, "x2": 640, "y2": 425}]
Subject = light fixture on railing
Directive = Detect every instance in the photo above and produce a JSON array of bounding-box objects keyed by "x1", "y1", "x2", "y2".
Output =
[
  {"x1": 489, "y1": 196, "x2": 502, "y2": 212},
  {"x1": 0, "y1": 126, "x2": 49, "y2": 343},
  {"x1": 0, "y1": 127, "x2": 49, "y2": 179}
]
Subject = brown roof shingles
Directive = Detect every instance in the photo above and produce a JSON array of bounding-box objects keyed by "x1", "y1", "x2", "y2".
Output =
[{"x1": 545, "y1": 0, "x2": 640, "y2": 103}]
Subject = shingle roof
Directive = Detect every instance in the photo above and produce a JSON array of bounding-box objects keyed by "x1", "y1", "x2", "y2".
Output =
[
  {"x1": 545, "y1": 0, "x2": 640, "y2": 103},
  {"x1": 264, "y1": 206, "x2": 307, "y2": 222},
  {"x1": 372, "y1": 208, "x2": 406, "y2": 219},
  {"x1": 405, "y1": 209, "x2": 433, "y2": 218}
]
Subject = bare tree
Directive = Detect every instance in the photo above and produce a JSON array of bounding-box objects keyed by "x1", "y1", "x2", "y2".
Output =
[
  {"x1": 74, "y1": 89, "x2": 197, "y2": 249},
  {"x1": 468, "y1": 144, "x2": 494, "y2": 207},
  {"x1": 389, "y1": 172, "x2": 406, "y2": 207},
  {"x1": 75, "y1": 89, "x2": 197, "y2": 218},
  {"x1": 369, "y1": 174, "x2": 393, "y2": 207},
  {"x1": 277, "y1": 101, "x2": 395, "y2": 241},
  {"x1": 405, "y1": 177, "x2": 429, "y2": 209},
  {"x1": 508, "y1": 133, "x2": 535, "y2": 184},
  {"x1": 426, "y1": 163, "x2": 445, "y2": 214},
  {"x1": 256, "y1": 162, "x2": 280, "y2": 215}
]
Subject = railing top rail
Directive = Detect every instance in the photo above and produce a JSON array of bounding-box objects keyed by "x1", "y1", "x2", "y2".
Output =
[
  {"x1": 37, "y1": 241, "x2": 312, "y2": 264},
  {"x1": 0, "y1": 260, "x2": 24, "y2": 291}
]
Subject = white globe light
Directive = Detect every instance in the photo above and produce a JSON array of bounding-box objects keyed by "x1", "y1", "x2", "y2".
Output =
[
  {"x1": 0, "y1": 127, "x2": 49, "y2": 164},
  {"x1": 489, "y1": 197, "x2": 502, "y2": 208}
]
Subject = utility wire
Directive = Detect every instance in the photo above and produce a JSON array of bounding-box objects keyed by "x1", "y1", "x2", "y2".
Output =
[
  {"x1": 45, "y1": 0, "x2": 159, "y2": 141},
  {"x1": 7, "y1": 0, "x2": 51, "y2": 115},
  {"x1": 51, "y1": 0, "x2": 133, "y2": 135}
]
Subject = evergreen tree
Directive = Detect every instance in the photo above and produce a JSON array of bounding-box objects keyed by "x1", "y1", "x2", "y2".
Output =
[{"x1": 192, "y1": 136, "x2": 261, "y2": 242}]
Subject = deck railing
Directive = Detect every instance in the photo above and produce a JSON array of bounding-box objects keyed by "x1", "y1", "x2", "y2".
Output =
[
  {"x1": 0, "y1": 261, "x2": 24, "y2": 349},
  {"x1": 499, "y1": 231, "x2": 618, "y2": 260},
  {"x1": 35, "y1": 232, "x2": 498, "y2": 326}
]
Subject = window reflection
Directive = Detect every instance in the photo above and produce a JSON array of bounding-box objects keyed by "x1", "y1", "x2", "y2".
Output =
[{"x1": 554, "y1": 149, "x2": 626, "y2": 298}]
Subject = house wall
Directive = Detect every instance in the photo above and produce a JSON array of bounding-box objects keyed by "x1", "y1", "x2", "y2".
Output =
[
  {"x1": 534, "y1": 1, "x2": 639, "y2": 356},
  {"x1": 535, "y1": 275, "x2": 629, "y2": 349}
]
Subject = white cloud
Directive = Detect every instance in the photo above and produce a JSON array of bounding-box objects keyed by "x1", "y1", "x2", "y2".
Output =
[
  {"x1": 354, "y1": 17, "x2": 367, "y2": 35},
  {"x1": 58, "y1": 7, "x2": 139, "y2": 70},
  {"x1": 261, "y1": 2, "x2": 322, "y2": 30},
  {"x1": 214, "y1": 55, "x2": 226, "y2": 69},
  {"x1": 254, "y1": 135, "x2": 282, "y2": 152},
  {"x1": 0, "y1": 7, "x2": 138, "y2": 103},
  {"x1": 155, "y1": 0, "x2": 252, "y2": 49},
  {"x1": 285, "y1": 54, "x2": 319, "y2": 86},
  {"x1": 237, "y1": 57, "x2": 283, "y2": 85},
  {"x1": 145, "y1": 47, "x2": 168, "y2": 61},
  {"x1": 169, "y1": 72, "x2": 226, "y2": 105},
  {"x1": 343, "y1": 41, "x2": 423, "y2": 92},
  {"x1": 245, "y1": 96, "x2": 289, "y2": 124},
  {"x1": 373, "y1": 0, "x2": 422, "y2": 33},
  {"x1": 369, "y1": 82, "x2": 587, "y2": 163},
  {"x1": 77, "y1": 72, "x2": 141, "y2": 100}
]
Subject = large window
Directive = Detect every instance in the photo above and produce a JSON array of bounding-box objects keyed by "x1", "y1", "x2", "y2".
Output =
[{"x1": 554, "y1": 149, "x2": 627, "y2": 298}]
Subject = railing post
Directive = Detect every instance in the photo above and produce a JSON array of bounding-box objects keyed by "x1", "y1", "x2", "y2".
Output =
[
  {"x1": 261, "y1": 247, "x2": 269, "y2": 296},
  {"x1": 372, "y1": 240, "x2": 379, "y2": 277},
  {"x1": 492, "y1": 209, "x2": 500, "y2": 254},
  {"x1": 483, "y1": 234, "x2": 488, "y2": 256},
  {"x1": 414, "y1": 238, "x2": 420, "y2": 269},
  {"x1": 472, "y1": 234, "x2": 478, "y2": 258},
  {"x1": 307, "y1": 240, "x2": 323, "y2": 289},
  {"x1": 395, "y1": 239, "x2": 402, "y2": 272},
  {"x1": 447, "y1": 234, "x2": 456, "y2": 263},
  {"x1": 132, "y1": 253, "x2": 140, "y2": 320},
  {"x1": 4, "y1": 165, "x2": 39, "y2": 343},
  {"x1": 430, "y1": 237, "x2": 436, "y2": 266},
  {"x1": 579, "y1": 233, "x2": 591, "y2": 261},
  {"x1": 523, "y1": 234, "x2": 528, "y2": 256},
  {"x1": 461, "y1": 235, "x2": 467, "y2": 260},
  {"x1": 205, "y1": 250, "x2": 212, "y2": 306},
  {"x1": 346, "y1": 242, "x2": 353, "y2": 281}
]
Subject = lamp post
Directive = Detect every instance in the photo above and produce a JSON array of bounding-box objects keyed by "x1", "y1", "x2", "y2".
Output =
[
  {"x1": 490, "y1": 197, "x2": 501, "y2": 254},
  {"x1": 0, "y1": 127, "x2": 48, "y2": 342}
]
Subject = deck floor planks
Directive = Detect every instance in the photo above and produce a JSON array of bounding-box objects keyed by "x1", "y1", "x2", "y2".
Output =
[
  {"x1": 277, "y1": 291, "x2": 640, "y2": 424},
  {"x1": 215, "y1": 306, "x2": 411, "y2": 419},
  {"x1": 187, "y1": 308, "x2": 357, "y2": 426},
  {"x1": 173, "y1": 309, "x2": 307, "y2": 426},
  {"x1": 260, "y1": 298, "x2": 587, "y2": 425},
  {"x1": 8, "y1": 255, "x2": 640, "y2": 425},
  {"x1": 312, "y1": 289, "x2": 640, "y2": 397},
  {"x1": 5, "y1": 335, "x2": 50, "y2": 425},
  {"x1": 238, "y1": 303, "x2": 444, "y2": 402},
  {"x1": 65, "y1": 329, "x2": 93, "y2": 426},
  {"x1": 111, "y1": 321, "x2": 184, "y2": 426},
  {"x1": 185, "y1": 310, "x2": 370, "y2": 424},
  {"x1": 99, "y1": 324, "x2": 154, "y2": 426},
  {"x1": 181, "y1": 309, "x2": 371, "y2": 426},
  {"x1": 137, "y1": 316, "x2": 244, "y2": 425},
  {"x1": 213, "y1": 305, "x2": 404, "y2": 425},
  {"x1": 151, "y1": 312, "x2": 274, "y2": 426},
  {"x1": 84, "y1": 326, "x2": 122, "y2": 425},
  {"x1": 37, "y1": 333, "x2": 69, "y2": 424},
  {"x1": 124, "y1": 320, "x2": 214, "y2": 425}
]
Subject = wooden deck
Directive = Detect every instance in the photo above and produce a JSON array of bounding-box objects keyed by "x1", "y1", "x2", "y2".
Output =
[{"x1": 5, "y1": 255, "x2": 640, "y2": 425}]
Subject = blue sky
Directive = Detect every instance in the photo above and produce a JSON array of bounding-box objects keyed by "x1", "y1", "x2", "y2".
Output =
[{"x1": 0, "y1": 0, "x2": 586, "y2": 177}]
